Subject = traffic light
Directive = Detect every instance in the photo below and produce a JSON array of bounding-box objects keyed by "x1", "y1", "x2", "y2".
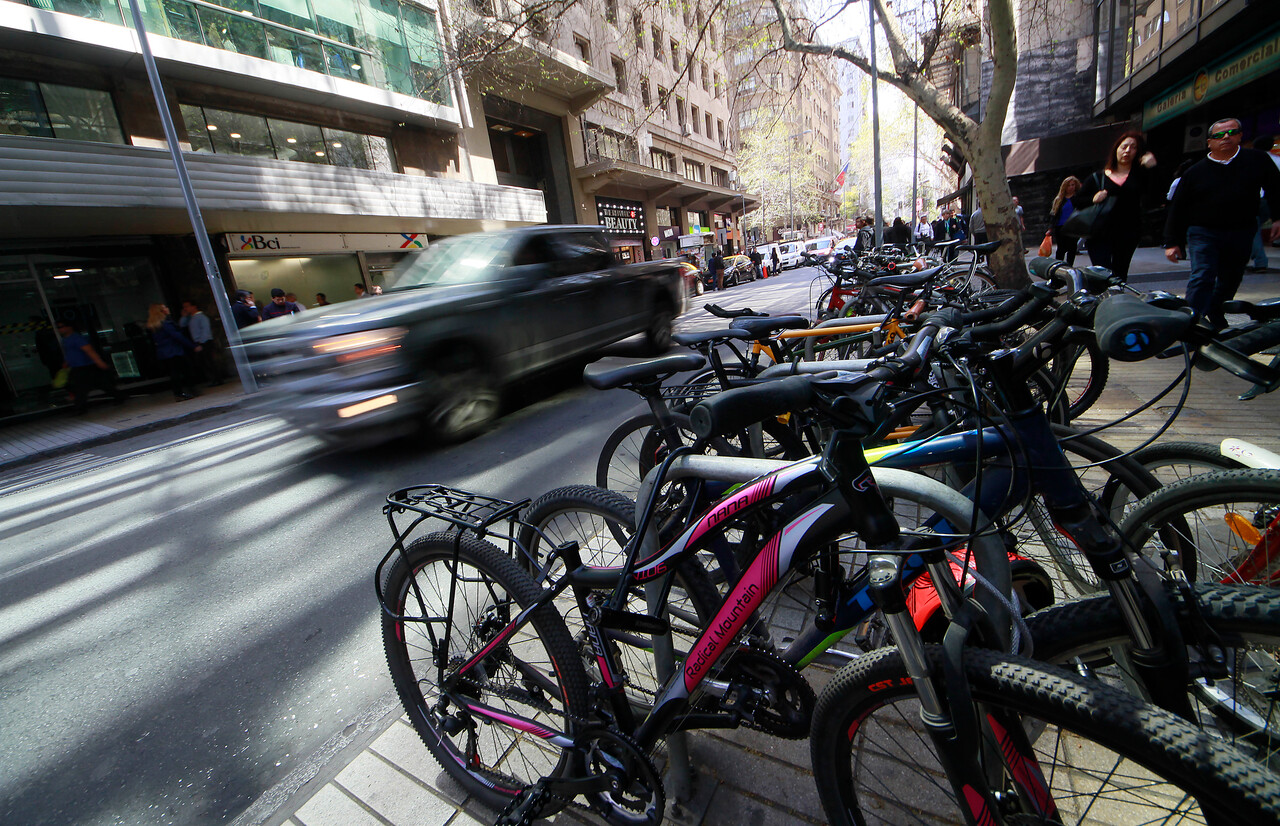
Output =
[{"x1": 941, "y1": 139, "x2": 965, "y2": 175}]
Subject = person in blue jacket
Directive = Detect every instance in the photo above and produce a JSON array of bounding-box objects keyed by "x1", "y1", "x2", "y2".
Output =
[{"x1": 146, "y1": 303, "x2": 200, "y2": 400}]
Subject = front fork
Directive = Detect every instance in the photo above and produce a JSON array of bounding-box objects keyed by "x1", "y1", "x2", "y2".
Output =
[
  {"x1": 867, "y1": 554, "x2": 1057, "y2": 825},
  {"x1": 992, "y1": 351, "x2": 1196, "y2": 720}
]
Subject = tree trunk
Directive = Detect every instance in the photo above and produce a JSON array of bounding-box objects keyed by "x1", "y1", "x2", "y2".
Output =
[{"x1": 968, "y1": 143, "x2": 1024, "y2": 288}]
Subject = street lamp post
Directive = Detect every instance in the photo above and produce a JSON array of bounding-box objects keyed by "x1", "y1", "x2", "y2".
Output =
[{"x1": 868, "y1": 0, "x2": 884, "y2": 248}]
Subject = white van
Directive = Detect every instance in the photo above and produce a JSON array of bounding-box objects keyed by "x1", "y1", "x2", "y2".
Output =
[{"x1": 777, "y1": 241, "x2": 805, "y2": 269}]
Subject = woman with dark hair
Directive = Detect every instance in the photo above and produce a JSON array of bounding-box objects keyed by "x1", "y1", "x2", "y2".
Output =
[
  {"x1": 1073, "y1": 130, "x2": 1157, "y2": 281},
  {"x1": 146, "y1": 303, "x2": 199, "y2": 401},
  {"x1": 1049, "y1": 176, "x2": 1082, "y2": 265},
  {"x1": 887, "y1": 217, "x2": 912, "y2": 247}
]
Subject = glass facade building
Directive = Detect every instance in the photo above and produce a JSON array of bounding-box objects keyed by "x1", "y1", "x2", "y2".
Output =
[{"x1": 18, "y1": 0, "x2": 452, "y2": 106}]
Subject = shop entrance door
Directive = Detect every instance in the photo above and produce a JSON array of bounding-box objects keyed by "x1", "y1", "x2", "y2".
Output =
[{"x1": 0, "y1": 262, "x2": 57, "y2": 416}]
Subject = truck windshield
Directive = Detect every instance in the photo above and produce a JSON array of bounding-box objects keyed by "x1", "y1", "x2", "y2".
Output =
[{"x1": 383, "y1": 233, "x2": 513, "y2": 291}]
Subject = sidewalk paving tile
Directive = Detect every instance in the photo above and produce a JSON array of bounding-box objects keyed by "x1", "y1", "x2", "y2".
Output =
[
  {"x1": 292, "y1": 784, "x2": 386, "y2": 826},
  {"x1": 334, "y1": 751, "x2": 462, "y2": 826}
]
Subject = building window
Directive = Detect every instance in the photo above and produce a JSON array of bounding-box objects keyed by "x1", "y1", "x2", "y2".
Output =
[
  {"x1": 701, "y1": 63, "x2": 709, "y2": 90},
  {"x1": 690, "y1": 104, "x2": 700, "y2": 133},
  {"x1": 604, "y1": 0, "x2": 617, "y2": 24},
  {"x1": 582, "y1": 121, "x2": 639, "y2": 164},
  {"x1": 716, "y1": 118, "x2": 724, "y2": 146},
  {"x1": 711, "y1": 167, "x2": 729, "y2": 188},
  {"x1": 704, "y1": 112, "x2": 712, "y2": 138},
  {"x1": 640, "y1": 78, "x2": 651, "y2": 109},
  {"x1": 683, "y1": 159, "x2": 704, "y2": 182},
  {"x1": 676, "y1": 96, "x2": 686, "y2": 131},
  {"x1": 574, "y1": 35, "x2": 591, "y2": 63},
  {"x1": 671, "y1": 40, "x2": 680, "y2": 72},
  {"x1": 49, "y1": 0, "x2": 453, "y2": 105},
  {"x1": 656, "y1": 206, "x2": 675, "y2": 225},
  {"x1": 713, "y1": 71, "x2": 722, "y2": 97},
  {"x1": 611, "y1": 56, "x2": 627, "y2": 94},
  {"x1": 633, "y1": 12, "x2": 644, "y2": 48},
  {"x1": 179, "y1": 103, "x2": 393, "y2": 170},
  {"x1": 0, "y1": 77, "x2": 125, "y2": 144},
  {"x1": 653, "y1": 26, "x2": 663, "y2": 59},
  {"x1": 649, "y1": 148, "x2": 675, "y2": 173}
]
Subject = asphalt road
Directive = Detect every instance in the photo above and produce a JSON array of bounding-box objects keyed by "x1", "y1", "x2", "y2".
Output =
[{"x1": 0, "y1": 266, "x2": 824, "y2": 826}]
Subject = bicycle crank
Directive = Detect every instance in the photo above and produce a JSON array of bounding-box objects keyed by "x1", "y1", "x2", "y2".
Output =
[{"x1": 697, "y1": 646, "x2": 815, "y2": 738}]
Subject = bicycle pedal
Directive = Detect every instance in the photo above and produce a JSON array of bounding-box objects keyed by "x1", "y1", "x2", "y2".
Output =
[
  {"x1": 594, "y1": 607, "x2": 670, "y2": 636},
  {"x1": 494, "y1": 784, "x2": 552, "y2": 826}
]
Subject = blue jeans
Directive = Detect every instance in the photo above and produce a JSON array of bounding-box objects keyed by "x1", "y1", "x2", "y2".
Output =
[
  {"x1": 1185, "y1": 226, "x2": 1255, "y2": 325},
  {"x1": 1252, "y1": 214, "x2": 1269, "y2": 269}
]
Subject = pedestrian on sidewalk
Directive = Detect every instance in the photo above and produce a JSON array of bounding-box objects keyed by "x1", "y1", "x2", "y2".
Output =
[
  {"x1": 708, "y1": 249, "x2": 724, "y2": 291},
  {"x1": 1049, "y1": 176, "x2": 1081, "y2": 266},
  {"x1": 57, "y1": 319, "x2": 125, "y2": 414},
  {"x1": 1249, "y1": 135, "x2": 1276, "y2": 272},
  {"x1": 969, "y1": 206, "x2": 987, "y2": 245},
  {"x1": 1164, "y1": 118, "x2": 1280, "y2": 327},
  {"x1": 232, "y1": 290, "x2": 259, "y2": 329},
  {"x1": 748, "y1": 246, "x2": 763, "y2": 279},
  {"x1": 914, "y1": 214, "x2": 933, "y2": 250},
  {"x1": 1074, "y1": 130, "x2": 1158, "y2": 282},
  {"x1": 181, "y1": 300, "x2": 224, "y2": 386},
  {"x1": 146, "y1": 304, "x2": 200, "y2": 401},
  {"x1": 260, "y1": 288, "x2": 303, "y2": 321},
  {"x1": 770, "y1": 246, "x2": 780, "y2": 276}
]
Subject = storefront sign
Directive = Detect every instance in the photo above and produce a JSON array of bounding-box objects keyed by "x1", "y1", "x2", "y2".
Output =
[
  {"x1": 595, "y1": 198, "x2": 647, "y2": 239},
  {"x1": 1143, "y1": 26, "x2": 1280, "y2": 129},
  {"x1": 678, "y1": 233, "x2": 714, "y2": 249},
  {"x1": 225, "y1": 233, "x2": 429, "y2": 256}
]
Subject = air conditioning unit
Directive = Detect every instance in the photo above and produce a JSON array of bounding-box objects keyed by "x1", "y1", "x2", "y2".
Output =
[
  {"x1": 1183, "y1": 122, "x2": 1207, "y2": 152},
  {"x1": 681, "y1": 125, "x2": 692, "y2": 137}
]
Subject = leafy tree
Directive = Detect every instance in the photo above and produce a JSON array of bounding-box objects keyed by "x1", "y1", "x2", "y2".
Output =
[{"x1": 770, "y1": 0, "x2": 1028, "y2": 286}]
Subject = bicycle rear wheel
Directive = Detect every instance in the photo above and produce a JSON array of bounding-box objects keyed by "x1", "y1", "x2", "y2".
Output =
[
  {"x1": 380, "y1": 532, "x2": 590, "y2": 812},
  {"x1": 811, "y1": 645, "x2": 1280, "y2": 825}
]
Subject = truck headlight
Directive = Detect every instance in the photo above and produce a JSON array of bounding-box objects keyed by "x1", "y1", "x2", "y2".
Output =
[{"x1": 312, "y1": 327, "x2": 406, "y2": 363}]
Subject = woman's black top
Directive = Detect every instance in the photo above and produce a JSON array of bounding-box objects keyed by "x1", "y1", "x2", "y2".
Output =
[{"x1": 1073, "y1": 164, "x2": 1152, "y2": 241}]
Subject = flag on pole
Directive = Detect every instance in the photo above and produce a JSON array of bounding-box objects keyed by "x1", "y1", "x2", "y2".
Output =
[{"x1": 830, "y1": 161, "x2": 849, "y2": 193}]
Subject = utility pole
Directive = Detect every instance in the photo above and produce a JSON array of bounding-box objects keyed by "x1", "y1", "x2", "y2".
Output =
[
  {"x1": 868, "y1": 0, "x2": 884, "y2": 248},
  {"x1": 124, "y1": 2, "x2": 255, "y2": 392}
]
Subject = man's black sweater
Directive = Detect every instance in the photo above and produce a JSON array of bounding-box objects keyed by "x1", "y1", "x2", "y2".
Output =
[{"x1": 1164, "y1": 148, "x2": 1280, "y2": 247}]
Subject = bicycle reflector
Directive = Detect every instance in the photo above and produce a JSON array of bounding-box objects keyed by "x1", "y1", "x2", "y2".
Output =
[{"x1": 1093, "y1": 294, "x2": 1193, "y2": 361}]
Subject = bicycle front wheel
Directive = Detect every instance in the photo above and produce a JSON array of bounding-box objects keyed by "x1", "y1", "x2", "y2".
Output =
[
  {"x1": 380, "y1": 532, "x2": 590, "y2": 812},
  {"x1": 1120, "y1": 468, "x2": 1280, "y2": 584},
  {"x1": 1028, "y1": 582, "x2": 1280, "y2": 769},
  {"x1": 811, "y1": 645, "x2": 1280, "y2": 826}
]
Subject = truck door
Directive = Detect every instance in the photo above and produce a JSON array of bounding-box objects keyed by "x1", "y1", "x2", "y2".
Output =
[{"x1": 547, "y1": 231, "x2": 635, "y2": 348}]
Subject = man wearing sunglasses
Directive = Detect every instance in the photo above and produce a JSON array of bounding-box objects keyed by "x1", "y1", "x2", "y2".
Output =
[{"x1": 1165, "y1": 118, "x2": 1280, "y2": 327}]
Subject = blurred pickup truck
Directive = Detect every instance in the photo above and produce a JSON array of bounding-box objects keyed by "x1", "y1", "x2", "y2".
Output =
[{"x1": 239, "y1": 225, "x2": 685, "y2": 444}]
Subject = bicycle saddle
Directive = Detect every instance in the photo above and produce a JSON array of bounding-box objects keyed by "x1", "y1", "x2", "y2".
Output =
[
  {"x1": 955, "y1": 240, "x2": 1005, "y2": 254},
  {"x1": 1223, "y1": 298, "x2": 1280, "y2": 322},
  {"x1": 583, "y1": 353, "x2": 706, "y2": 390},
  {"x1": 672, "y1": 328, "x2": 755, "y2": 346},
  {"x1": 867, "y1": 266, "x2": 945, "y2": 289},
  {"x1": 729, "y1": 315, "x2": 809, "y2": 337},
  {"x1": 704, "y1": 303, "x2": 767, "y2": 319}
]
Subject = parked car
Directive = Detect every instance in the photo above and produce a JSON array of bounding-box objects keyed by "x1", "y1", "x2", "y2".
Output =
[
  {"x1": 675, "y1": 260, "x2": 704, "y2": 298},
  {"x1": 721, "y1": 254, "x2": 755, "y2": 287},
  {"x1": 240, "y1": 226, "x2": 686, "y2": 446},
  {"x1": 802, "y1": 236, "x2": 839, "y2": 266},
  {"x1": 777, "y1": 242, "x2": 805, "y2": 269}
]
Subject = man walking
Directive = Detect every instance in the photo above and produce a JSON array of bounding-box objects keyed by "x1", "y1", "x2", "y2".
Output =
[
  {"x1": 57, "y1": 319, "x2": 125, "y2": 413},
  {"x1": 969, "y1": 206, "x2": 987, "y2": 245},
  {"x1": 708, "y1": 249, "x2": 724, "y2": 291},
  {"x1": 181, "y1": 300, "x2": 223, "y2": 386},
  {"x1": 1165, "y1": 117, "x2": 1280, "y2": 327}
]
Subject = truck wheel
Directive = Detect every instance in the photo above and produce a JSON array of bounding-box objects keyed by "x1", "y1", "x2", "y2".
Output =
[
  {"x1": 645, "y1": 307, "x2": 674, "y2": 352},
  {"x1": 424, "y1": 364, "x2": 500, "y2": 443}
]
